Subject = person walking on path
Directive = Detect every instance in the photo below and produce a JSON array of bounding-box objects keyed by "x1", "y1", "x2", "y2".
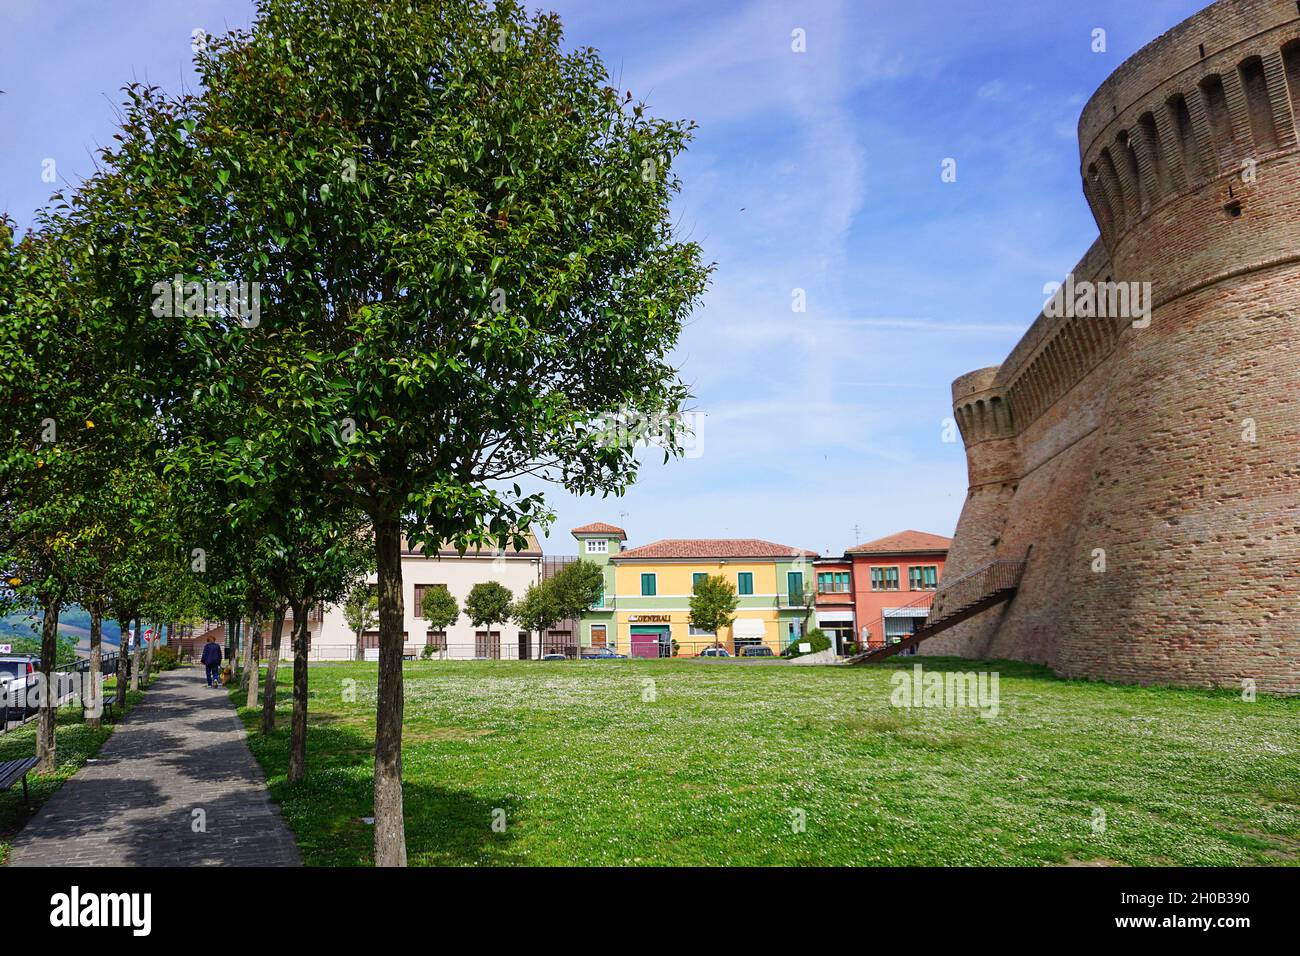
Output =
[{"x1": 201, "y1": 637, "x2": 223, "y2": 687}]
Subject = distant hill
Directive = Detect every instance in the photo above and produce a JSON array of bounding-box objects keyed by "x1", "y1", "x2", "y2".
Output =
[{"x1": 1, "y1": 605, "x2": 123, "y2": 647}]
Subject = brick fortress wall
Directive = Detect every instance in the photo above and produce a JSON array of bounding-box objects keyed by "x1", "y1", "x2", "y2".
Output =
[{"x1": 925, "y1": 0, "x2": 1300, "y2": 694}]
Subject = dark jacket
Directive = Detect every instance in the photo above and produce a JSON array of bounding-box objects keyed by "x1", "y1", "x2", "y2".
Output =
[{"x1": 200, "y1": 642, "x2": 222, "y2": 666}]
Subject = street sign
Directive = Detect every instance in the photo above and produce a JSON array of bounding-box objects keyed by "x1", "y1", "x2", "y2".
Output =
[{"x1": 0, "y1": 643, "x2": 10, "y2": 654}]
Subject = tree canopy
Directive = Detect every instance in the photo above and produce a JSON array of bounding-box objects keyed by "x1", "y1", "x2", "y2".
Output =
[
  {"x1": 0, "y1": 0, "x2": 710, "y2": 864},
  {"x1": 688, "y1": 575, "x2": 739, "y2": 637}
]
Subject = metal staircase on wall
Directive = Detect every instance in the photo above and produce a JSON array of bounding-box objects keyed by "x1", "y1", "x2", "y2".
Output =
[{"x1": 844, "y1": 553, "x2": 1028, "y2": 665}]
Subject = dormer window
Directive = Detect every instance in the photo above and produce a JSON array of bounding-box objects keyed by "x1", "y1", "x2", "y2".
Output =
[{"x1": 585, "y1": 538, "x2": 608, "y2": 554}]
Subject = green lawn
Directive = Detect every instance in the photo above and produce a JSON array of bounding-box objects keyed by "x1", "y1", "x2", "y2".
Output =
[
  {"x1": 0, "y1": 681, "x2": 145, "y2": 864},
  {"x1": 234, "y1": 658, "x2": 1300, "y2": 866}
]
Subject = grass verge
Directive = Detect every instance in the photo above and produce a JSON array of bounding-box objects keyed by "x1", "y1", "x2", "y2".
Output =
[{"x1": 233, "y1": 657, "x2": 1300, "y2": 866}]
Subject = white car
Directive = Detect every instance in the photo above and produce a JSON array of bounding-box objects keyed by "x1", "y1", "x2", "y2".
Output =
[{"x1": 0, "y1": 655, "x2": 39, "y2": 718}]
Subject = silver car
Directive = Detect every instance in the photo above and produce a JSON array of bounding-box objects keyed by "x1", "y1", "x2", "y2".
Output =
[{"x1": 0, "y1": 655, "x2": 38, "y2": 718}]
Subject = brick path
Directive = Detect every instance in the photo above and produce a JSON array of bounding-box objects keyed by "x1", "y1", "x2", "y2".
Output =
[{"x1": 8, "y1": 668, "x2": 301, "y2": 866}]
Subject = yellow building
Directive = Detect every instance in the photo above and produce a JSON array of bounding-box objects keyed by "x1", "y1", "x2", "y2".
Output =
[{"x1": 571, "y1": 528, "x2": 816, "y2": 658}]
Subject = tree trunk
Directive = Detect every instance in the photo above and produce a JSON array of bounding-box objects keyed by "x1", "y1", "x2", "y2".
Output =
[
  {"x1": 245, "y1": 617, "x2": 262, "y2": 710},
  {"x1": 288, "y1": 601, "x2": 309, "y2": 782},
  {"x1": 372, "y1": 510, "x2": 407, "y2": 866},
  {"x1": 239, "y1": 617, "x2": 252, "y2": 690},
  {"x1": 226, "y1": 616, "x2": 238, "y2": 677},
  {"x1": 115, "y1": 620, "x2": 128, "y2": 708},
  {"x1": 35, "y1": 591, "x2": 61, "y2": 773},
  {"x1": 87, "y1": 599, "x2": 103, "y2": 730},
  {"x1": 131, "y1": 617, "x2": 142, "y2": 690},
  {"x1": 261, "y1": 604, "x2": 286, "y2": 736}
]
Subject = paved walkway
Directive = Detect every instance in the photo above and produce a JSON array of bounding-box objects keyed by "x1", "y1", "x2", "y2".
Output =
[{"x1": 8, "y1": 668, "x2": 301, "y2": 866}]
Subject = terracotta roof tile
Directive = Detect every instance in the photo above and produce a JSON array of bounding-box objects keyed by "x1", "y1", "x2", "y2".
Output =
[
  {"x1": 611, "y1": 538, "x2": 817, "y2": 561},
  {"x1": 845, "y1": 530, "x2": 951, "y2": 555},
  {"x1": 570, "y1": 522, "x2": 627, "y2": 539}
]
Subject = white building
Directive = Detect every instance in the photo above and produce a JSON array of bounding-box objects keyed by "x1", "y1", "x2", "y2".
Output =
[{"x1": 296, "y1": 534, "x2": 564, "y2": 661}]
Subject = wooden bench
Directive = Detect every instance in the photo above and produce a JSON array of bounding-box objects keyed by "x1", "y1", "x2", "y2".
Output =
[
  {"x1": 82, "y1": 695, "x2": 116, "y2": 723},
  {"x1": 0, "y1": 757, "x2": 40, "y2": 803}
]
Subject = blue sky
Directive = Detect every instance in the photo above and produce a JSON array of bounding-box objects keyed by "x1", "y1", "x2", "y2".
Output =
[{"x1": 1, "y1": 0, "x2": 1208, "y2": 556}]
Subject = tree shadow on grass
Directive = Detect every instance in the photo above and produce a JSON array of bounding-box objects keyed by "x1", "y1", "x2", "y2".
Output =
[{"x1": 245, "y1": 718, "x2": 520, "y2": 866}]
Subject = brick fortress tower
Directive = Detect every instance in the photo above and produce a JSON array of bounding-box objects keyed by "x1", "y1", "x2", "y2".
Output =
[{"x1": 928, "y1": 0, "x2": 1300, "y2": 694}]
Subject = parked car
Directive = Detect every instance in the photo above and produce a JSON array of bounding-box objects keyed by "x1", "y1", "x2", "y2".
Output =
[
  {"x1": 0, "y1": 655, "x2": 39, "y2": 718},
  {"x1": 698, "y1": 646, "x2": 731, "y2": 658},
  {"x1": 580, "y1": 647, "x2": 627, "y2": 660},
  {"x1": 739, "y1": 645, "x2": 774, "y2": 657},
  {"x1": 540, "y1": 653, "x2": 569, "y2": 661}
]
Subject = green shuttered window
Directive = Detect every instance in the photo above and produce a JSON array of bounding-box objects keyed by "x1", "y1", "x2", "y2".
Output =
[
  {"x1": 870, "y1": 567, "x2": 900, "y2": 591},
  {"x1": 908, "y1": 566, "x2": 939, "y2": 590},
  {"x1": 817, "y1": 572, "x2": 850, "y2": 593}
]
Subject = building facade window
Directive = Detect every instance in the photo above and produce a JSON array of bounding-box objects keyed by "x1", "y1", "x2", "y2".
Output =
[
  {"x1": 737, "y1": 572, "x2": 754, "y2": 595},
  {"x1": 908, "y1": 565, "x2": 939, "y2": 590},
  {"x1": 870, "y1": 567, "x2": 900, "y2": 591},
  {"x1": 412, "y1": 583, "x2": 447, "y2": 617},
  {"x1": 590, "y1": 624, "x2": 607, "y2": 647},
  {"x1": 585, "y1": 538, "x2": 608, "y2": 554},
  {"x1": 787, "y1": 571, "x2": 804, "y2": 604},
  {"x1": 688, "y1": 624, "x2": 715, "y2": 637},
  {"x1": 817, "y1": 572, "x2": 851, "y2": 593},
  {"x1": 692, "y1": 572, "x2": 707, "y2": 593},
  {"x1": 640, "y1": 573, "x2": 657, "y2": 596}
]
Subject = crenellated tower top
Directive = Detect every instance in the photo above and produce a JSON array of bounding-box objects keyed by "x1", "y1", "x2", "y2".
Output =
[{"x1": 1078, "y1": 0, "x2": 1300, "y2": 249}]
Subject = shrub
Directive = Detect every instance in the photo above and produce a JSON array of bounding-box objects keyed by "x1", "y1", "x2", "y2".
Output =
[
  {"x1": 151, "y1": 645, "x2": 181, "y2": 671},
  {"x1": 783, "y1": 627, "x2": 832, "y2": 658},
  {"x1": 420, "y1": 643, "x2": 437, "y2": 660}
]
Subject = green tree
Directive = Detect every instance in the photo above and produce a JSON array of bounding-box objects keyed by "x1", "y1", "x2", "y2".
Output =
[
  {"x1": 688, "y1": 574, "x2": 739, "y2": 640},
  {"x1": 0, "y1": 216, "x2": 109, "y2": 769},
  {"x1": 510, "y1": 581, "x2": 560, "y2": 658},
  {"x1": 262, "y1": 511, "x2": 371, "y2": 778},
  {"x1": 91, "y1": 0, "x2": 711, "y2": 864},
  {"x1": 420, "y1": 585, "x2": 459, "y2": 659},
  {"x1": 344, "y1": 583, "x2": 379, "y2": 661},
  {"x1": 465, "y1": 581, "x2": 514, "y2": 649},
  {"x1": 3, "y1": 633, "x2": 78, "y2": 666},
  {"x1": 547, "y1": 560, "x2": 606, "y2": 624}
]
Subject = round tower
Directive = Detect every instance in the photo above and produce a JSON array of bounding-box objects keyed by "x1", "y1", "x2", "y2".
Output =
[
  {"x1": 1063, "y1": 0, "x2": 1300, "y2": 692},
  {"x1": 923, "y1": 368, "x2": 1021, "y2": 657}
]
